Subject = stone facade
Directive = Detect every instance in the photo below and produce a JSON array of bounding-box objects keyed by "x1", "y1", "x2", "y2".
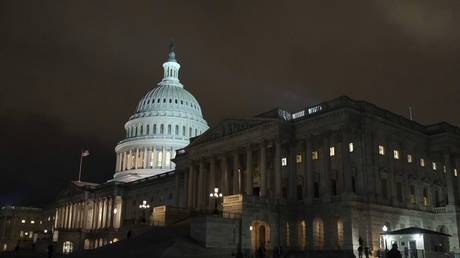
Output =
[{"x1": 172, "y1": 96, "x2": 460, "y2": 256}]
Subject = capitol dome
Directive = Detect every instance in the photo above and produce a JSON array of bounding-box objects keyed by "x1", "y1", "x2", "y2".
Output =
[{"x1": 112, "y1": 43, "x2": 209, "y2": 182}]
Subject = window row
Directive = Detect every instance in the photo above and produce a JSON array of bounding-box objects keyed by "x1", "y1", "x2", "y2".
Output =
[
  {"x1": 377, "y1": 145, "x2": 457, "y2": 175},
  {"x1": 289, "y1": 217, "x2": 343, "y2": 250},
  {"x1": 126, "y1": 124, "x2": 202, "y2": 138},
  {"x1": 281, "y1": 143, "x2": 355, "y2": 166},
  {"x1": 143, "y1": 97, "x2": 200, "y2": 111},
  {"x1": 280, "y1": 143, "x2": 458, "y2": 177}
]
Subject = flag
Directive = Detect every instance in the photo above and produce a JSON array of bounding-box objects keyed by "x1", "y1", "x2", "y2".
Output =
[{"x1": 81, "y1": 149, "x2": 90, "y2": 157}]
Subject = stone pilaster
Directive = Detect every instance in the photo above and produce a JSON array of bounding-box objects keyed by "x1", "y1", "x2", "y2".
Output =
[{"x1": 260, "y1": 142, "x2": 267, "y2": 197}]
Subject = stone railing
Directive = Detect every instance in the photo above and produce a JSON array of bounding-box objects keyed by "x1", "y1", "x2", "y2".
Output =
[{"x1": 434, "y1": 206, "x2": 447, "y2": 214}]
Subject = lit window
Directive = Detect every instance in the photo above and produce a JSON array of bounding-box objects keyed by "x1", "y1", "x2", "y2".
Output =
[
  {"x1": 423, "y1": 189, "x2": 429, "y2": 207},
  {"x1": 19, "y1": 231, "x2": 24, "y2": 237},
  {"x1": 409, "y1": 185, "x2": 416, "y2": 205},
  {"x1": 393, "y1": 150, "x2": 400, "y2": 159},
  {"x1": 432, "y1": 162, "x2": 437, "y2": 171},
  {"x1": 30, "y1": 220, "x2": 35, "y2": 224},
  {"x1": 312, "y1": 151, "x2": 319, "y2": 160},
  {"x1": 455, "y1": 168, "x2": 458, "y2": 177},
  {"x1": 420, "y1": 158, "x2": 425, "y2": 167},
  {"x1": 443, "y1": 165, "x2": 447, "y2": 173},
  {"x1": 296, "y1": 154, "x2": 302, "y2": 163},
  {"x1": 281, "y1": 157, "x2": 287, "y2": 167},
  {"x1": 348, "y1": 143, "x2": 354, "y2": 152},
  {"x1": 329, "y1": 147, "x2": 335, "y2": 157},
  {"x1": 407, "y1": 154, "x2": 413, "y2": 163},
  {"x1": 21, "y1": 219, "x2": 25, "y2": 224},
  {"x1": 378, "y1": 145, "x2": 385, "y2": 155}
]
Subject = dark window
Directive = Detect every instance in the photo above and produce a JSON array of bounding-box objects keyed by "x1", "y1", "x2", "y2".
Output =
[
  {"x1": 397, "y1": 182, "x2": 403, "y2": 202},
  {"x1": 314, "y1": 182, "x2": 320, "y2": 199},
  {"x1": 297, "y1": 185, "x2": 303, "y2": 200},
  {"x1": 331, "y1": 179, "x2": 337, "y2": 196},
  {"x1": 352, "y1": 176, "x2": 356, "y2": 193},
  {"x1": 381, "y1": 179, "x2": 388, "y2": 200}
]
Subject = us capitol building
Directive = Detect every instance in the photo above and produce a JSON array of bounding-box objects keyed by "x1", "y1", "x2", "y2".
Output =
[{"x1": 1, "y1": 44, "x2": 460, "y2": 258}]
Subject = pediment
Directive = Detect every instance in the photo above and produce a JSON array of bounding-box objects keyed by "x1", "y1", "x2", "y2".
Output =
[
  {"x1": 56, "y1": 181, "x2": 96, "y2": 200},
  {"x1": 188, "y1": 118, "x2": 272, "y2": 147}
]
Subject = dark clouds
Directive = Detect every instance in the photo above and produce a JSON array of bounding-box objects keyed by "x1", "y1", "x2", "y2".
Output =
[{"x1": 1, "y1": 0, "x2": 459, "y2": 206}]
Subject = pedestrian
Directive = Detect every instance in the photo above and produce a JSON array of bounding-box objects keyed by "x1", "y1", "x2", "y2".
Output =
[
  {"x1": 47, "y1": 244, "x2": 54, "y2": 258},
  {"x1": 364, "y1": 246, "x2": 370, "y2": 258},
  {"x1": 387, "y1": 243, "x2": 402, "y2": 258},
  {"x1": 358, "y1": 245, "x2": 363, "y2": 258},
  {"x1": 257, "y1": 242, "x2": 266, "y2": 258}
]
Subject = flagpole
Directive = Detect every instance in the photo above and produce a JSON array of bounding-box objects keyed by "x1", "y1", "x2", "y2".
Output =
[{"x1": 78, "y1": 153, "x2": 83, "y2": 182}]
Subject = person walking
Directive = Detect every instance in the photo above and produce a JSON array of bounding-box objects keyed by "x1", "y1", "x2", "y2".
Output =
[
  {"x1": 47, "y1": 244, "x2": 54, "y2": 258},
  {"x1": 387, "y1": 243, "x2": 402, "y2": 258}
]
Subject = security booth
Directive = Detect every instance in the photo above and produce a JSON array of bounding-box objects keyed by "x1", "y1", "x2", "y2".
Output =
[{"x1": 380, "y1": 227, "x2": 451, "y2": 258}]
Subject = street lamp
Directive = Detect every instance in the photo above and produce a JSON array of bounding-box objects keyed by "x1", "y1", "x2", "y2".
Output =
[
  {"x1": 382, "y1": 225, "x2": 388, "y2": 250},
  {"x1": 139, "y1": 200, "x2": 150, "y2": 223},
  {"x1": 209, "y1": 187, "x2": 223, "y2": 214}
]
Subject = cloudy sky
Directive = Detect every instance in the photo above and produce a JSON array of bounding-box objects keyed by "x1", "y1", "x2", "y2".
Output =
[{"x1": 1, "y1": 0, "x2": 459, "y2": 206}]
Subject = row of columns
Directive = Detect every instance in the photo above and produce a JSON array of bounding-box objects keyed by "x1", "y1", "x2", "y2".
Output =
[
  {"x1": 182, "y1": 136, "x2": 356, "y2": 209},
  {"x1": 116, "y1": 146, "x2": 175, "y2": 172},
  {"x1": 55, "y1": 201, "x2": 86, "y2": 229},
  {"x1": 55, "y1": 197, "x2": 121, "y2": 230}
]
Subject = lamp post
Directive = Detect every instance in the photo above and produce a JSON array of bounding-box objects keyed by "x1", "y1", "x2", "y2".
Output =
[
  {"x1": 138, "y1": 200, "x2": 150, "y2": 224},
  {"x1": 382, "y1": 225, "x2": 388, "y2": 251},
  {"x1": 209, "y1": 187, "x2": 223, "y2": 214}
]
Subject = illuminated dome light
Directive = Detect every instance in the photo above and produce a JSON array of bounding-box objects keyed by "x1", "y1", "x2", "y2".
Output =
[{"x1": 112, "y1": 42, "x2": 208, "y2": 182}]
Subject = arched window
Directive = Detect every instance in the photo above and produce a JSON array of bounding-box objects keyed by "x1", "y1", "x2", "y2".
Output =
[
  {"x1": 127, "y1": 128, "x2": 130, "y2": 137},
  {"x1": 160, "y1": 124, "x2": 164, "y2": 134},
  {"x1": 168, "y1": 125, "x2": 172, "y2": 134},
  {"x1": 146, "y1": 124, "x2": 150, "y2": 135},
  {"x1": 189, "y1": 127, "x2": 192, "y2": 137},
  {"x1": 175, "y1": 125, "x2": 179, "y2": 135},
  {"x1": 140, "y1": 125, "x2": 143, "y2": 135},
  {"x1": 163, "y1": 98, "x2": 166, "y2": 103},
  {"x1": 195, "y1": 128, "x2": 198, "y2": 136},
  {"x1": 298, "y1": 220, "x2": 306, "y2": 250},
  {"x1": 153, "y1": 124, "x2": 157, "y2": 134},
  {"x1": 169, "y1": 99, "x2": 172, "y2": 103},
  {"x1": 313, "y1": 218, "x2": 324, "y2": 249},
  {"x1": 336, "y1": 219, "x2": 344, "y2": 249},
  {"x1": 183, "y1": 126, "x2": 186, "y2": 136},
  {"x1": 175, "y1": 99, "x2": 178, "y2": 104},
  {"x1": 63, "y1": 241, "x2": 73, "y2": 254},
  {"x1": 135, "y1": 126, "x2": 138, "y2": 137},
  {"x1": 157, "y1": 98, "x2": 160, "y2": 103}
]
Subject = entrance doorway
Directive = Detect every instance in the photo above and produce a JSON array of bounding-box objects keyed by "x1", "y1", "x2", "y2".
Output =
[{"x1": 250, "y1": 220, "x2": 271, "y2": 253}]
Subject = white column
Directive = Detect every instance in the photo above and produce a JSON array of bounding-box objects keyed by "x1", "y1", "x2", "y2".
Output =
[
  {"x1": 135, "y1": 148, "x2": 139, "y2": 169},
  {"x1": 162, "y1": 146, "x2": 166, "y2": 168},
  {"x1": 128, "y1": 150, "x2": 132, "y2": 170},
  {"x1": 143, "y1": 147, "x2": 148, "y2": 169}
]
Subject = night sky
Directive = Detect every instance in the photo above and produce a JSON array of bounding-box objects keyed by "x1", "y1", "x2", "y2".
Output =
[{"x1": 1, "y1": 1, "x2": 459, "y2": 207}]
